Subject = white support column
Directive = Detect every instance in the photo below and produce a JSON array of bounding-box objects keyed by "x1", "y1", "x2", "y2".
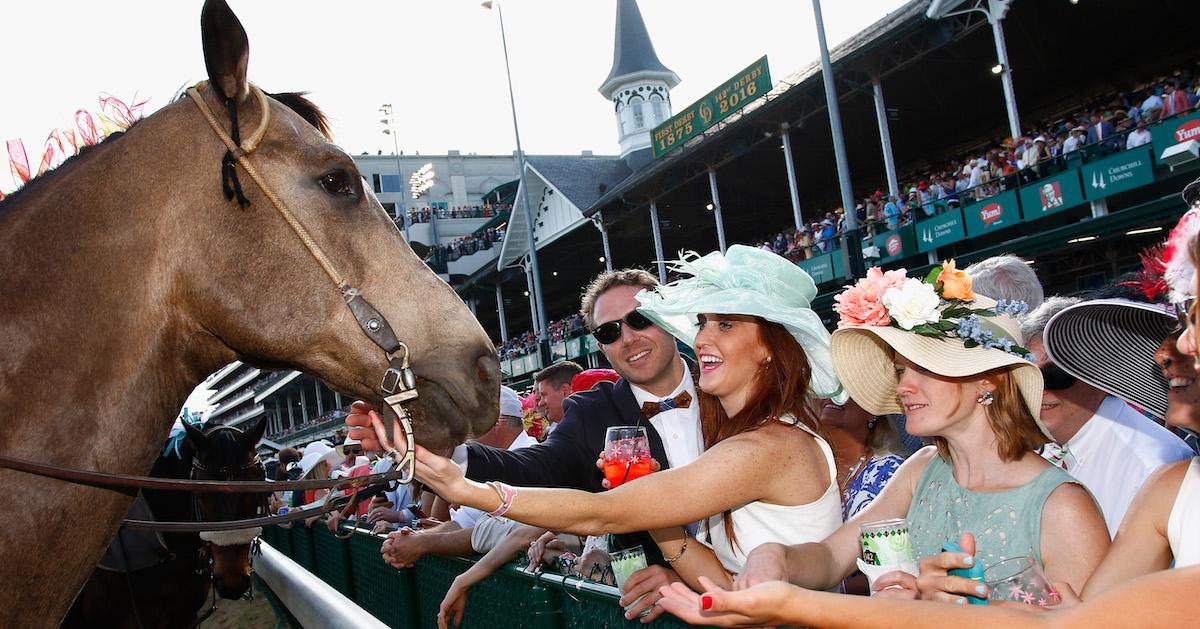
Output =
[
  {"x1": 992, "y1": 17, "x2": 1021, "y2": 140},
  {"x1": 871, "y1": 76, "x2": 900, "y2": 199},
  {"x1": 299, "y1": 386, "x2": 309, "y2": 424},
  {"x1": 1090, "y1": 198, "x2": 1109, "y2": 218},
  {"x1": 314, "y1": 380, "x2": 324, "y2": 416},
  {"x1": 780, "y1": 123, "x2": 805, "y2": 231},
  {"x1": 594, "y1": 212, "x2": 614, "y2": 273},
  {"x1": 649, "y1": 201, "x2": 667, "y2": 283},
  {"x1": 707, "y1": 168, "x2": 728, "y2": 253},
  {"x1": 523, "y1": 257, "x2": 540, "y2": 335},
  {"x1": 495, "y1": 284, "x2": 510, "y2": 344}
]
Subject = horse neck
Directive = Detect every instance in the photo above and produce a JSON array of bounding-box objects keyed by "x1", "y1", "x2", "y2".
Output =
[{"x1": 0, "y1": 100, "x2": 234, "y2": 466}]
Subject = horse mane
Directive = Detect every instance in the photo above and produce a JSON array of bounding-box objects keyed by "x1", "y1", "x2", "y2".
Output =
[
  {"x1": 0, "y1": 129, "x2": 132, "y2": 212},
  {"x1": 0, "y1": 89, "x2": 332, "y2": 212}
]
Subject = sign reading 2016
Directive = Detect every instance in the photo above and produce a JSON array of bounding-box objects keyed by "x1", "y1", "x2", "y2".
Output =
[{"x1": 652, "y1": 56, "x2": 771, "y2": 159}]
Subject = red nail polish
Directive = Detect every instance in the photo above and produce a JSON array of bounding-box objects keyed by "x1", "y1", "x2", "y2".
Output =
[{"x1": 701, "y1": 595, "x2": 713, "y2": 610}]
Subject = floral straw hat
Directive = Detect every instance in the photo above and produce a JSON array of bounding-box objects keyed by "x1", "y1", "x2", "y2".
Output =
[
  {"x1": 830, "y1": 261, "x2": 1051, "y2": 438},
  {"x1": 634, "y1": 245, "x2": 847, "y2": 404}
]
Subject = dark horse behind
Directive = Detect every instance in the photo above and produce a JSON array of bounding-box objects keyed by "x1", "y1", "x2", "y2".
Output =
[{"x1": 62, "y1": 419, "x2": 268, "y2": 628}]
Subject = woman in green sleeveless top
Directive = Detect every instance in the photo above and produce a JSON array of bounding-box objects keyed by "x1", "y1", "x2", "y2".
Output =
[{"x1": 720, "y1": 263, "x2": 1110, "y2": 602}]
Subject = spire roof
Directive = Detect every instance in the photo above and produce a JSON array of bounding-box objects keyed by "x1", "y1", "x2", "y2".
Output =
[{"x1": 598, "y1": 0, "x2": 679, "y2": 96}]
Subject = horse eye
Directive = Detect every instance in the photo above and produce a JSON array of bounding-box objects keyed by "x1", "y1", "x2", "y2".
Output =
[{"x1": 319, "y1": 170, "x2": 353, "y2": 195}]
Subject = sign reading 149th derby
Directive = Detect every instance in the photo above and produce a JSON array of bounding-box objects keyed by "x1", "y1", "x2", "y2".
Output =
[{"x1": 652, "y1": 56, "x2": 771, "y2": 159}]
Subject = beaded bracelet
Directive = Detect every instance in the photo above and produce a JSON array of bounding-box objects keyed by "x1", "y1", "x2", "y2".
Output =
[
  {"x1": 486, "y1": 481, "x2": 517, "y2": 518},
  {"x1": 662, "y1": 527, "x2": 689, "y2": 563}
]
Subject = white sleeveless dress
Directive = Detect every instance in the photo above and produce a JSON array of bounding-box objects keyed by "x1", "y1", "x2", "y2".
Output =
[
  {"x1": 1167, "y1": 457, "x2": 1200, "y2": 567},
  {"x1": 699, "y1": 415, "x2": 843, "y2": 575}
]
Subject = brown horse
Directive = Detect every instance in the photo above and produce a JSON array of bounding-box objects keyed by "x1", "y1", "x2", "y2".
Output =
[{"x1": 0, "y1": 1, "x2": 499, "y2": 625}]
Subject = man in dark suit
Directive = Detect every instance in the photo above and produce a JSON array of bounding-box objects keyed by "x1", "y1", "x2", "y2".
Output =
[
  {"x1": 355, "y1": 268, "x2": 702, "y2": 622},
  {"x1": 1086, "y1": 113, "x2": 1118, "y2": 153}
]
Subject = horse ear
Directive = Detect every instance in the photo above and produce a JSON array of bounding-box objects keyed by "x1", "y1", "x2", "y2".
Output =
[
  {"x1": 242, "y1": 417, "x2": 267, "y2": 448},
  {"x1": 183, "y1": 420, "x2": 210, "y2": 451},
  {"x1": 200, "y1": 0, "x2": 250, "y2": 103}
]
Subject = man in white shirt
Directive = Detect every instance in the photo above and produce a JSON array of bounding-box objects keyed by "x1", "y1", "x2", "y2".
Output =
[
  {"x1": 1061, "y1": 126, "x2": 1087, "y2": 154},
  {"x1": 1140, "y1": 90, "x2": 1164, "y2": 122},
  {"x1": 1126, "y1": 121, "x2": 1152, "y2": 150},
  {"x1": 1024, "y1": 298, "x2": 1193, "y2": 536}
]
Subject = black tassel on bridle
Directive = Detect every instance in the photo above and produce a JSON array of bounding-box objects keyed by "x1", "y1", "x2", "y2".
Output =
[{"x1": 221, "y1": 97, "x2": 251, "y2": 208}]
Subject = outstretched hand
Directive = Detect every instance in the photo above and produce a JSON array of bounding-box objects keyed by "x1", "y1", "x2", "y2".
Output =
[
  {"x1": 657, "y1": 576, "x2": 799, "y2": 627},
  {"x1": 345, "y1": 401, "x2": 384, "y2": 451}
]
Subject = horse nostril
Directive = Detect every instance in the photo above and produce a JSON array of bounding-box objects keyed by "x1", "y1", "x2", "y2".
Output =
[{"x1": 476, "y1": 353, "x2": 499, "y2": 383}]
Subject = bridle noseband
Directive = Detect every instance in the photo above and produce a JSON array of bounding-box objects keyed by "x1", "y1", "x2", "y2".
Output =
[{"x1": 0, "y1": 82, "x2": 422, "y2": 533}]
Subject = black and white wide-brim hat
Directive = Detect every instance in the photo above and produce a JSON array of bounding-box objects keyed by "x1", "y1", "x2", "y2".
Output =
[{"x1": 1042, "y1": 298, "x2": 1176, "y2": 419}]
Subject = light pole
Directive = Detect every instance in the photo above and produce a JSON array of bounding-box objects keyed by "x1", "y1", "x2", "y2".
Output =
[
  {"x1": 483, "y1": 0, "x2": 550, "y2": 360},
  {"x1": 812, "y1": 0, "x2": 865, "y2": 279},
  {"x1": 379, "y1": 104, "x2": 410, "y2": 241}
]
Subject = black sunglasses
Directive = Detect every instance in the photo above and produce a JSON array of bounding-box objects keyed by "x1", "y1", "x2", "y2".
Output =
[
  {"x1": 1041, "y1": 363, "x2": 1079, "y2": 391},
  {"x1": 590, "y1": 311, "x2": 654, "y2": 345}
]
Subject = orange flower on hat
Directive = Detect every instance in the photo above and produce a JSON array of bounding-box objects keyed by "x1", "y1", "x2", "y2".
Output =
[{"x1": 937, "y1": 260, "x2": 975, "y2": 301}]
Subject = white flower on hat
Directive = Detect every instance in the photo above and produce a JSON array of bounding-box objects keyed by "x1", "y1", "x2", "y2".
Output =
[{"x1": 882, "y1": 278, "x2": 941, "y2": 330}]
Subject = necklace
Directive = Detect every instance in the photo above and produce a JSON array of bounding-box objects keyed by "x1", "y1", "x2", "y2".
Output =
[{"x1": 839, "y1": 449, "x2": 872, "y2": 494}]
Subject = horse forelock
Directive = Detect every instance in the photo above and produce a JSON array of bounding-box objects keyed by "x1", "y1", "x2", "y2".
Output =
[
  {"x1": 265, "y1": 91, "x2": 333, "y2": 141},
  {"x1": 198, "y1": 428, "x2": 257, "y2": 471}
]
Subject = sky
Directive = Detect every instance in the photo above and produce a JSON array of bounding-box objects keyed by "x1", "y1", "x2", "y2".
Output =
[
  {"x1": 4, "y1": 0, "x2": 910, "y2": 412},
  {"x1": 3, "y1": 0, "x2": 911, "y2": 195}
]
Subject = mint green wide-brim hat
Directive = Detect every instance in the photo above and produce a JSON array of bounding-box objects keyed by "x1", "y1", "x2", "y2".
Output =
[{"x1": 634, "y1": 245, "x2": 847, "y2": 404}]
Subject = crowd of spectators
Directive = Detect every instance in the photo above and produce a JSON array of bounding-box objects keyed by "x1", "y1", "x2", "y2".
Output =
[
  {"x1": 745, "y1": 70, "x2": 1200, "y2": 259},
  {"x1": 496, "y1": 314, "x2": 587, "y2": 359},
  {"x1": 424, "y1": 227, "x2": 505, "y2": 271},
  {"x1": 408, "y1": 203, "x2": 511, "y2": 224}
]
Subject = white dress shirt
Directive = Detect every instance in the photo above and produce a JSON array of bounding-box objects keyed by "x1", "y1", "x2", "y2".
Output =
[
  {"x1": 1126, "y1": 128, "x2": 1152, "y2": 150},
  {"x1": 1042, "y1": 396, "x2": 1193, "y2": 537},
  {"x1": 629, "y1": 359, "x2": 704, "y2": 470}
]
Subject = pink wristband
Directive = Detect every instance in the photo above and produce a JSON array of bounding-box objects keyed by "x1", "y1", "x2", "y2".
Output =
[{"x1": 486, "y1": 481, "x2": 517, "y2": 518}]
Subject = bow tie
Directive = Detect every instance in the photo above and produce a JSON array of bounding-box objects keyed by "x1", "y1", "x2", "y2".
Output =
[{"x1": 642, "y1": 391, "x2": 692, "y2": 419}]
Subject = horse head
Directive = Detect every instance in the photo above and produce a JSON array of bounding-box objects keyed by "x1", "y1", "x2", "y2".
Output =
[
  {"x1": 179, "y1": 0, "x2": 500, "y2": 449},
  {"x1": 184, "y1": 418, "x2": 267, "y2": 600}
]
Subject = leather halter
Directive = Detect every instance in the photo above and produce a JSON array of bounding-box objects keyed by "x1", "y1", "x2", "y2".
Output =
[{"x1": 0, "y1": 83, "x2": 421, "y2": 532}]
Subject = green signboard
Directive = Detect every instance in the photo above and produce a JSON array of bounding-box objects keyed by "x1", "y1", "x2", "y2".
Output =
[
  {"x1": 651, "y1": 56, "x2": 771, "y2": 159},
  {"x1": 872, "y1": 224, "x2": 916, "y2": 264},
  {"x1": 798, "y1": 250, "x2": 845, "y2": 284},
  {"x1": 916, "y1": 208, "x2": 967, "y2": 253},
  {"x1": 1150, "y1": 111, "x2": 1200, "y2": 164},
  {"x1": 566, "y1": 337, "x2": 582, "y2": 358},
  {"x1": 501, "y1": 358, "x2": 513, "y2": 377},
  {"x1": 551, "y1": 341, "x2": 567, "y2": 362},
  {"x1": 1082, "y1": 146, "x2": 1154, "y2": 200},
  {"x1": 963, "y1": 189, "x2": 1020, "y2": 237},
  {"x1": 1019, "y1": 170, "x2": 1085, "y2": 220},
  {"x1": 584, "y1": 334, "x2": 600, "y2": 355}
]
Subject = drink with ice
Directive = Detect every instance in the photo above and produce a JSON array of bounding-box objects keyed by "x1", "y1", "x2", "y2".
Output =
[{"x1": 603, "y1": 426, "x2": 651, "y2": 488}]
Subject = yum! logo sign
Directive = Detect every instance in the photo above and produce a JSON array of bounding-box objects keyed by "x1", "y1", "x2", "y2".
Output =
[
  {"x1": 1175, "y1": 120, "x2": 1200, "y2": 143},
  {"x1": 978, "y1": 203, "x2": 1004, "y2": 227},
  {"x1": 885, "y1": 234, "x2": 902, "y2": 256}
]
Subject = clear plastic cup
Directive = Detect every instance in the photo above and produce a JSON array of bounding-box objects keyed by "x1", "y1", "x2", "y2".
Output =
[{"x1": 859, "y1": 518, "x2": 913, "y2": 567}]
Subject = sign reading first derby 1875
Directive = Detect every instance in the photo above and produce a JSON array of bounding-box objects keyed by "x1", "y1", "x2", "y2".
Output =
[{"x1": 652, "y1": 56, "x2": 771, "y2": 159}]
